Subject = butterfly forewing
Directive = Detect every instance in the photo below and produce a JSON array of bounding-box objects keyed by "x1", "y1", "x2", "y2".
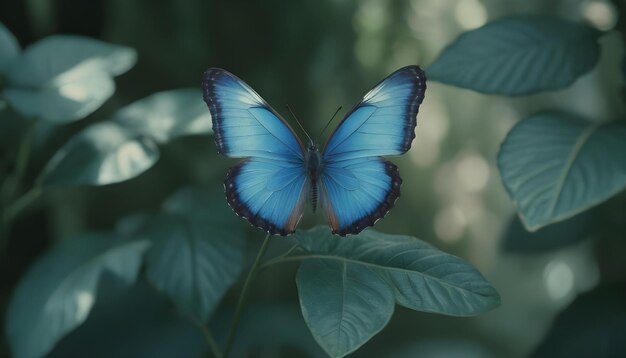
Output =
[{"x1": 202, "y1": 68, "x2": 308, "y2": 235}]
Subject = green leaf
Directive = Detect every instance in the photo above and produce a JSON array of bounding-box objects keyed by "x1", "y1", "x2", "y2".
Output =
[
  {"x1": 294, "y1": 226, "x2": 500, "y2": 357},
  {"x1": 497, "y1": 112, "x2": 626, "y2": 231},
  {"x1": 532, "y1": 284, "x2": 626, "y2": 358},
  {"x1": 427, "y1": 15, "x2": 600, "y2": 95},
  {"x1": 4, "y1": 35, "x2": 136, "y2": 123},
  {"x1": 501, "y1": 211, "x2": 595, "y2": 254},
  {"x1": 4, "y1": 233, "x2": 150, "y2": 358},
  {"x1": 211, "y1": 304, "x2": 326, "y2": 357},
  {"x1": 113, "y1": 89, "x2": 212, "y2": 143},
  {"x1": 42, "y1": 122, "x2": 159, "y2": 187},
  {"x1": 145, "y1": 187, "x2": 246, "y2": 323},
  {"x1": 0, "y1": 21, "x2": 20, "y2": 75},
  {"x1": 46, "y1": 275, "x2": 207, "y2": 358},
  {"x1": 49, "y1": 278, "x2": 207, "y2": 358}
]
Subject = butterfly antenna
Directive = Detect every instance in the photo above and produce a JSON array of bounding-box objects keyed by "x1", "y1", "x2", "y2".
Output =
[
  {"x1": 285, "y1": 104, "x2": 313, "y2": 144},
  {"x1": 316, "y1": 106, "x2": 342, "y2": 143}
]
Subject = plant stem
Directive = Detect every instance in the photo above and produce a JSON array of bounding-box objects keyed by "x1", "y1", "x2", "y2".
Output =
[
  {"x1": 222, "y1": 232, "x2": 272, "y2": 357},
  {"x1": 198, "y1": 323, "x2": 223, "y2": 358},
  {"x1": 259, "y1": 254, "x2": 312, "y2": 271},
  {"x1": 15, "y1": 121, "x2": 35, "y2": 184},
  {"x1": 3, "y1": 185, "x2": 42, "y2": 223},
  {"x1": 0, "y1": 120, "x2": 38, "y2": 255}
]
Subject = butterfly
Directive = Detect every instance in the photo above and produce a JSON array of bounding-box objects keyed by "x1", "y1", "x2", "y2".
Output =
[{"x1": 201, "y1": 66, "x2": 426, "y2": 236}]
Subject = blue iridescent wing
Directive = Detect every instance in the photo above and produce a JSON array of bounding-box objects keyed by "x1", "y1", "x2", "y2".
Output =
[
  {"x1": 202, "y1": 68, "x2": 305, "y2": 161},
  {"x1": 225, "y1": 158, "x2": 308, "y2": 235},
  {"x1": 202, "y1": 68, "x2": 307, "y2": 235},
  {"x1": 321, "y1": 66, "x2": 426, "y2": 235}
]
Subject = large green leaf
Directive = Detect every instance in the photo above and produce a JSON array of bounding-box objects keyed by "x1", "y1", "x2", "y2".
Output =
[
  {"x1": 48, "y1": 278, "x2": 207, "y2": 358},
  {"x1": 145, "y1": 187, "x2": 245, "y2": 323},
  {"x1": 497, "y1": 112, "x2": 626, "y2": 231},
  {"x1": 4, "y1": 233, "x2": 150, "y2": 358},
  {"x1": 427, "y1": 15, "x2": 600, "y2": 95},
  {"x1": 211, "y1": 304, "x2": 326, "y2": 357},
  {"x1": 501, "y1": 211, "x2": 595, "y2": 254},
  {"x1": 294, "y1": 226, "x2": 500, "y2": 357},
  {"x1": 0, "y1": 21, "x2": 20, "y2": 75},
  {"x1": 532, "y1": 284, "x2": 626, "y2": 358},
  {"x1": 42, "y1": 122, "x2": 159, "y2": 187},
  {"x1": 113, "y1": 89, "x2": 212, "y2": 143},
  {"x1": 4, "y1": 36, "x2": 136, "y2": 123}
]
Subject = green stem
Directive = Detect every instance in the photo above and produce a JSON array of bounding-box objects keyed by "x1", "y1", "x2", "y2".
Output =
[
  {"x1": 223, "y1": 232, "x2": 273, "y2": 357},
  {"x1": 197, "y1": 323, "x2": 223, "y2": 358},
  {"x1": 14, "y1": 121, "x2": 35, "y2": 184},
  {"x1": 259, "y1": 254, "x2": 312, "y2": 271},
  {"x1": 3, "y1": 185, "x2": 42, "y2": 223},
  {"x1": 0, "y1": 120, "x2": 38, "y2": 255},
  {"x1": 257, "y1": 243, "x2": 301, "y2": 273}
]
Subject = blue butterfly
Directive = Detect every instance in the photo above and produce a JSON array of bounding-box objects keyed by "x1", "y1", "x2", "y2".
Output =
[{"x1": 201, "y1": 66, "x2": 426, "y2": 236}]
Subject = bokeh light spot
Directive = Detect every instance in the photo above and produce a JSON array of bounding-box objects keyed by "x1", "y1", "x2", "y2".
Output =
[
  {"x1": 582, "y1": 1, "x2": 617, "y2": 31},
  {"x1": 434, "y1": 205, "x2": 467, "y2": 242},
  {"x1": 456, "y1": 153, "x2": 490, "y2": 192},
  {"x1": 454, "y1": 0, "x2": 487, "y2": 30},
  {"x1": 544, "y1": 260, "x2": 575, "y2": 300}
]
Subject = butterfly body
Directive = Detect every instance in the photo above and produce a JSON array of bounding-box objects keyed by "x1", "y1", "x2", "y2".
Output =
[
  {"x1": 202, "y1": 66, "x2": 426, "y2": 236},
  {"x1": 305, "y1": 143, "x2": 322, "y2": 211}
]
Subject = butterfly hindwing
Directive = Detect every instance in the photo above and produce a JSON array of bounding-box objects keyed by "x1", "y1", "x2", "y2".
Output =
[
  {"x1": 202, "y1": 68, "x2": 308, "y2": 235},
  {"x1": 321, "y1": 157, "x2": 401, "y2": 236},
  {"x1": 225, "y1": 158, "x2": 307, "y2": 235},
  {"x1": 321, "y1": 65, "x2": 426, "y2": 235}
]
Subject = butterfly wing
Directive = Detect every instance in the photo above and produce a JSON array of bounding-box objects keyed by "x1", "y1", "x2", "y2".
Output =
[
  {"x1": 202, "y1": 68, "x2": 307, "y2": 235},
  {"x1": 321, "y1": 66, "x2": 426, "y2": 235}
]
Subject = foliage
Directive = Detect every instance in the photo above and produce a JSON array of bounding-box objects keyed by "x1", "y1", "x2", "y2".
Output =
[
  {"x1": 428, "y1": 14, "x2": 626, "y2": 232},
  {"x1": 428, "y1": 15, "x2": 601, "y2": 95},
  {"x1": 292, "y1": 227, "x2": 499, "y2": 357},
  {"x1": 5, "y1": 234, "x2": 150, "y2": 358},
  {"x1": 1, "y1": 5, "x2": 625, "y2": 358}
]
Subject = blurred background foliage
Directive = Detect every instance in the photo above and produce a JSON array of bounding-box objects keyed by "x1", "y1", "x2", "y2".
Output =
[{"x1": 1, "y1": 0, "x2": 626, "y2": 357}]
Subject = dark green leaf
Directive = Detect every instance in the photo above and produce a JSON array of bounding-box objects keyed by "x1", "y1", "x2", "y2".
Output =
[
  {"x1": 428, "y1": 15, "x2": 600, "y2": 95},
  {"x1": 532, "y1": 284, "x2": 626, "y2": 358},
  {"x1": 389, "y1": 340, "x2": 492, "y2": 358},
  {"x1": 497, "y1": 112, "x2": 626, "y2": 231},
  {"x1": 42, "y1": 122, "x2": 159, "y2": 187},
  {"x1": 4, "y1": 233, "x2": 150, "y2": 358},
  {"x1": 0, "y1": 21, "x2": 19, "y2": 75},
  {"x1": 501, "y1": 210, "x2": 595, "y2": 254},
  {"x1": 3, "y1": 36, "x2": 136, "y2": 123},
  {"x1": 113, "y1": 89, "x2": 212, "y2": 143},
  {"x1": 145, "y1": 187, "x2": 245, "y2": 323},
  {"x1": 211, "y1": 304, "x2": 326, "y2": 357},
  {"x1": 49, "y1": 277, "x2": 207, "y2": 358},
  {"x1": 294, "y1": 226, "x2": 500, "y2": 357}
]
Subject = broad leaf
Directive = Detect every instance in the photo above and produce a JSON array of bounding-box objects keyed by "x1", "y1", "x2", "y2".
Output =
[
  {"x1": 389, "y1": 340, "x2": 492, "y2": 358},
  {"x1": 5, "y1": 233, "x2": 150, "y2": 358},
  {"x1": 145, "y1": 187, "x2": 245, "y2": 323},
  {"x1": 49, "y1": 278, "x2": 207, "y2": 358},
  {"x1": 211, "y1": 304, "x2": 326, "y2": 357},
  {"x1": 532, "y1": 284, "x2": 626, "y2": 358},
  {"x1": 114, "y1": 89, "x2": 212, "y2": 143},
  {"x1": 294, "y1": 226, "x2": 500, "y2": 357},
  {"x1": 42, "y1": 122, "x2": 159, "y2": 187},
  {"x1": 0, "y1": 21, "x2": 19, "y2": 74},
  {"x1": 501, "y1": 211, "x2": 595, "y2": 254},
  {"x1": 497, "y1": 112, "x2": 626, "y2": 231},
  {"x1": 428, "y1": 15, "x2": 600, "y2": 95},
  {"x1": 4, "y1": 35, "x2": 136, "y2": 123}
]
